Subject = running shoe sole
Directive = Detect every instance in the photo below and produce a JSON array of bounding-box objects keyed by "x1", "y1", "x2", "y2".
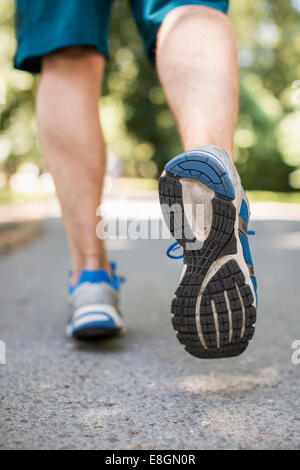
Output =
[{"x1": 159, "y1": 149, "x2": 257, "y2": 359}]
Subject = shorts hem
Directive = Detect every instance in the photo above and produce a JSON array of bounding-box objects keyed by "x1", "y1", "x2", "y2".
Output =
[{"x1": 14, "y1": 38, "x2": 109, "y2": 74}]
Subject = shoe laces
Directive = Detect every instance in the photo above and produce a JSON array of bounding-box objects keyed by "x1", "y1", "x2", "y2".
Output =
[{"x1": 111, "y1": 261, "x2": 126, "y2": 284}]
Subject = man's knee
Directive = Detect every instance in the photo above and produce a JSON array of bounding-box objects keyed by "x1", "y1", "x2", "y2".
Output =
[
  {"x1": 161, "y1": 4, "x2": 229, "y2": 26},
  {"x1": 158, "y1": 5, "x2": 233, "y2": 45}
]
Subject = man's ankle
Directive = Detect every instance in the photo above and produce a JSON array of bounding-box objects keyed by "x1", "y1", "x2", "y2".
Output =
[{"x1": 71, "y1": 255, "x2": 112, "y2": 286}]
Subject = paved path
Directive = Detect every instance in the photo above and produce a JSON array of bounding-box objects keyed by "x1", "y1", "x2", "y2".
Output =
[{"x1": 0, "y1": 208, "x2": 300, "y2": 449}]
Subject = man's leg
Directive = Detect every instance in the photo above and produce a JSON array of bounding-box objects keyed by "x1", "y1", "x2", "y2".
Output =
[
  {"x1": 36, "y1": 47, "x2": 110, "y2": 285},
  {"x1": 157, "y1": 5, "x2": 257, "y2": 359},
  {"x1": 156, "y1": 5, "x2": 239, "y2": 156}
]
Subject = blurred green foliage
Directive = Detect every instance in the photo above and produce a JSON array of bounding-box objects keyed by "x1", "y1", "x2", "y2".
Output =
[{"x1": 0, "y1": 0, "x2": 300, "y2": 190}]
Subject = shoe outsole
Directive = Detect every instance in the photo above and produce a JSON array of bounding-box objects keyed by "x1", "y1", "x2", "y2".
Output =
[
  {"x1": 159, "y1": 153, "x2": 257, "y2": 359},
  {"x1": 71, "y1": 326, "x2": 123, "y2": 340}
]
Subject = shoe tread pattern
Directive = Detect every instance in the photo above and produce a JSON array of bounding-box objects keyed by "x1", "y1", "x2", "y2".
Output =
[{"x1": 159, "y1": 171, "x2": 256, "y2": 359}]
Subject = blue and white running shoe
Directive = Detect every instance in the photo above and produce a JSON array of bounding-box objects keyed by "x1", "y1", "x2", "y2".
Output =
[
  {"x1": 159, "y1": 144, "x2": 257, "y2": 359},
  {"x1": 66, "y1": 263, "x2": 125, "y2": 340}
]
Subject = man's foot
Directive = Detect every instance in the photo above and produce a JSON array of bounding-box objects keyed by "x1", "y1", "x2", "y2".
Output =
[
  {"x1": 159, "y1": 145, "x2": 257, "y2": 359},
  {"x1": 66, "y1": 263, "x2": 125, "y2": 340}
]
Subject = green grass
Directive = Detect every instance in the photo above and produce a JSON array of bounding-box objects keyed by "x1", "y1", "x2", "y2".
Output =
[
  {"x1": 0, "y1": 189, "x2": 53, "y2": 205},
  {"x1": 247, "y1": 190, "x2": 300, "y2": 204},
  {"x1": 115, "y1": 177, "x2": 158, "y2": 191}
]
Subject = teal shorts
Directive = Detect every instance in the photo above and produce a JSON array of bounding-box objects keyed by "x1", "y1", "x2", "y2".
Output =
[{"x1": 15, "y1": 0, "x2": 229, "y2": 73}]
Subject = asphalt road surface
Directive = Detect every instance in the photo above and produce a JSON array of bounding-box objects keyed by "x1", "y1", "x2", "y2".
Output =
[{"x1": 0, "y1": 207, "x2": 300, "y2": 449}]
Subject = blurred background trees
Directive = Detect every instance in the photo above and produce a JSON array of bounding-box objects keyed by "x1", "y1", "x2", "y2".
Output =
[{"x1": 0, "y1": 0, "x2": 300, "y2": 194}]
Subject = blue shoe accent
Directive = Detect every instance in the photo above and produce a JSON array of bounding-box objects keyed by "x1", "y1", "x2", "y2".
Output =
[
  {"x1": 72, "y1": 321, "x2": 115, "y2": 335},
  {"x1": 71, "y1": 312, "x2": 118, "y2": 335},
  {"x1": 165, "y1": 150, "x2": 235, "y2": 200},
  {"x1": 239, "y1": 200, "x2": 257, "y2": 302},
  {"x1": 69, "y1": 262, "x2": 124, "y2": 294},
  {"x1": 239, "y1": 199, "x2": 249, "y2": 224},
  {"x1": 238, "y1": 231, "x2": 254, "y2": 266}
]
